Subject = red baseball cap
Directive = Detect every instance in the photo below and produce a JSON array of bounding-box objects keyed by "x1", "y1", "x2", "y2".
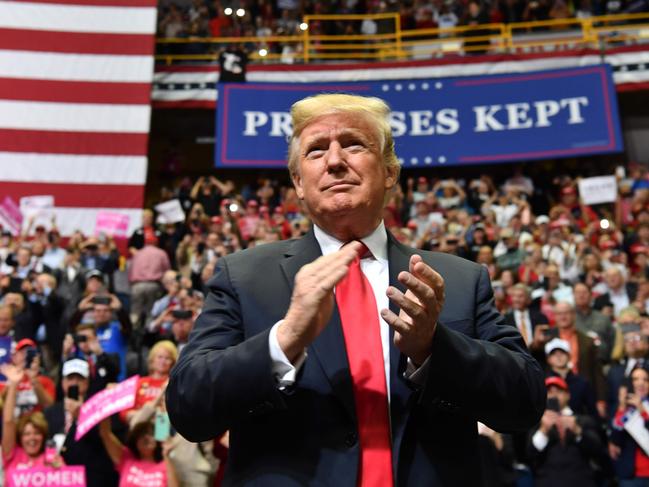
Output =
[
  {"x1": 15, "y1": 339, "x2": 36, "y2": 351},
  {"x1": 211, "y1": 216, "x2": 223, "y2": 225},
  {"x1": 545, "y1": 376, "x2": 568, "y2": 391}
]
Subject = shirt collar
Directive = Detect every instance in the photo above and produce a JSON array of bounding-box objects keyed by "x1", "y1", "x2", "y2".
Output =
[{"x1": 313, "y1": 221, "x2": 388, "y2": 262}]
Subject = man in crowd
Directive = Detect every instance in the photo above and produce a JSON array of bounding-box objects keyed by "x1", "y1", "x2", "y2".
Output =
[
  {"x1": 553, "y1": 301, "x2": 607, "y2": 417},
  {"x1": 544, "y1": 338, "x2": 598, "y2": 418},
  {"x1": 504, "y1": 283, "x2": 549, "y2": 348},
  {"x1": 128, "y1": 232, "x2": 171, "y2": 327},
  {"x1": 44, "y1": 358, "x2": 118, "y2": 487},
  {"x1": 594, "y1": 267, "x2": 638, "y2": 317},
  {"x1": 62, "y1": 323, "x2": 120, "y2": 395},
  {"x1": 574, "y1": 282, "x2": 615, "y2": 364},
  {"x1": 528, "y1": 376, "x2": 605, "y2": 487},
  {"x1": 167, "y1": 93, "x2": 545, "y2": 486},
  {"x1": 71, "y1": 297, "x2": 130, "y2": 381}
]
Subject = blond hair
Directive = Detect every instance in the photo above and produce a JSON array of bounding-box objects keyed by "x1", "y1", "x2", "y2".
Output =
[
  {"x1": 287, "y1": 93, "x2": 400, "y2": 181},
  {"x1": 148, "y1": 340, "x2": 178, "y2": 367},
  {"x1": 17, "y1": 412, "x2": 48, "y2": 453}
]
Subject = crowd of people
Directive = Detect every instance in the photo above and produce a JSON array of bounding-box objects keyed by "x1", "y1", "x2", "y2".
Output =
[
  {"x1": 156, "y1": 0, "x2": 648, "y2": 59},
  {"x1": 1, "y1": 162, "x2": 649, "y2": 485}
]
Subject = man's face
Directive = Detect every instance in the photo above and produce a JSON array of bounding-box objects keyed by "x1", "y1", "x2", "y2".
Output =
[
  {"x1": 547, "y1": 349, "x2": 570, "y2": 369},
  {"x1": 172, "y1": 318, "x2": 193, "y2": 343},
  {"x1": 554, "y1": 303, "x2": 575, "y2": 329},
  {"x1": 509, "y1": 289, "x2": 527, "y2": 310},
  {"x1": 605, "y1": 268, "x2": 623, "y2": 290},
  {"x1": 76, "y1": 328, "x2": 96, "y2": 355},
  {"x1": 291, "y1": 112, "x2": 396, "y2": 235},
  {"x1": 93, "y1": 304, "x2": 112, "y2": 326},
  {"x1": 573, "y1": 284, "x2": 590, "y2": 308}
]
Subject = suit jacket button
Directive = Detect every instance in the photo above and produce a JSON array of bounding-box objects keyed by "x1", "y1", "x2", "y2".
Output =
[{"x1": 345, "y1": 432, "x2": 357, "y2": 447}]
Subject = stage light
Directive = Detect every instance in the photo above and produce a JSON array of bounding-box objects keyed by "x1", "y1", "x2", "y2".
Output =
[
  {"x1": 229, "y1": 203, "x2": 239, "y2": 213},
  {"x1": 236, "y1": 8, "x2": 245, "y2": 17},
  {"x1": 600, "y1": 219, "x2": 610, "y2": 230},
  {"x1": 299, "y1": 22, "x2": 308, "y2": 31},
  {"x1": 224, "y1": 7, "x2": 233, "y2": 15},
  {"x1": 259, "y1": 48, "x2": 268, "y2": 57}
]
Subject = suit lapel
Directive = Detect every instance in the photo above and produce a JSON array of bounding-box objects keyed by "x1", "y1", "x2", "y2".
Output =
[{"x1": 279, "y1": 230, "x2": 356, "y2": 422}]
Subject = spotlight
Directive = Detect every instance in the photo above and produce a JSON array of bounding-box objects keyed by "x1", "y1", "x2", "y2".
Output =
[
  {"x1": 236, "y1": 8, "x2": 245, "y2": 17},
  {"x1": 224, "y1": 7, "x2": 232, "y2": 15},
  {"x1": 259, "y1": 48, "x2": 268, "y2": 57},
  {"x1": 299, "y1": 22, "x2": 308, "y2": 31}
]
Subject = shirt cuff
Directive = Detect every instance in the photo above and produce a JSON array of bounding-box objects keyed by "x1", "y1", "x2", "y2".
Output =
[
  {"x1": 404, "y1": 355, "x2": 431, "y2": 384},
  {"x1": 269, "y1": 320, "x2": 307, "y2": 388},
  {"x1": 532, "y1": 430, "x2": 549, "y2": 451}
]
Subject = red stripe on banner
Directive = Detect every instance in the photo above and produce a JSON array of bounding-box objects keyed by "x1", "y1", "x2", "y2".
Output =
[
  {"x1": 0, "y1": 78, "x2": 151, "y2": 104},
  {"x1": 0, "y1": 29, "x2": 154, "y2": 55},
  {"x1": 8, "y1": 0, "x2": 157, "y2": 6},
  {"x1": 617, "y1": 81, "x2": 649, "y2": 92},
  {"x1": 0, "y1": 129, "x2": 148, "y2": 155},
  {"x1": 1, "y1": 182, "x2": 144, "y2": 209},
  {"x1": 152, "y1": 100, "x2": 216, "y2": 109}
]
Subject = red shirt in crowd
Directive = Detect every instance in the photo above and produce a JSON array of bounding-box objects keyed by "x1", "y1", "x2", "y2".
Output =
[
  {"x1": 119, "y1": 376, "x2": 167, "y2": 423},
  {"x1": 0, "y1": 374, "x2": 55, "y2": 417}
]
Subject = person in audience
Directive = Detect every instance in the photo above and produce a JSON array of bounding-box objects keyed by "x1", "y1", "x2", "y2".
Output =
[
  {"x1": 610, "y1": 367, "x2": 649, "y2": 486},
  {"x1": 594, "y1": 267, "x2": 638, "y2": 317},
  {"x1": 574, "y1": 282, "x2": 616, "y2": 364},
  {"x1": 99, "y1": 419, "x2": 179, "y2": 487},
  {"x1": 0, "y1": 339, "x2": 54, "y2": 417},
  {"x1": 528, "y1": 376, "x2": 604, "y2": 487},
  {"x1": 1, "y1": 362, "x2": 61, "y2": 476},
  {"x1": 608, "y1": 323, "x2": 649, "y2": 414},
  {"x1": 44, "y1": 358, "x2": 118, "y2": 487},
  {"x1": 62, "y1": 323, "x2": 120, "y2": 395},
  {"x1": 120, "y1": 340, "x2": 177, "y2": 425},
  {"x1": 504, "y1": 283, "x2": 550, "y2": 349}
]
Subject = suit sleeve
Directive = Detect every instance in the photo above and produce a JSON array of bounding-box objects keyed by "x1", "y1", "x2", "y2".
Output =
[
  {"x1": 166, "y1": 257, "x2": 287, "y2": 442},
  {"x1": 421, "y1": 266, "x2": 546, "y2": 433}
]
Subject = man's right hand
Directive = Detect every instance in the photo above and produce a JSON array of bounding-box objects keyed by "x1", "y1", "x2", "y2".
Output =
[
  {"x1": 539, "y1": 410, "x2": 558, "y2": 434},
  {"x1": 277, "y1": 242, "x2": 362, "y2": 363}
]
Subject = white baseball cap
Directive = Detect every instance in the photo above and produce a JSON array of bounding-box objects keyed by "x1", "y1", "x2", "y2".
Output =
[
  {"x1": 545, "y1": 338, "x2": 571, "y2": 356},
  {"x1": 62, "y1": 359, "x2": 89, "y2": 378}
]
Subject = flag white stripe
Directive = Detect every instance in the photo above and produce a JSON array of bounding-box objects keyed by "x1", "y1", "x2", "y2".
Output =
[
  {"x1": 0, "y1": 153, "x2": 147, "y2": 184},
  {"x1": 151, "y1": 89, "x2": 218, "y2": 101},
  {"x1": 0, "y1": 100, "x2": 151, "y2": 133},
  {"x1": 0, "y1": 2, "x2": 157, "y2": 34},
  {"x1": 0, "y1": 50, "x2": 154, "y2": 83},
  {"x1": 153, "y1": 72, "x2": 218, "y2": 84}
]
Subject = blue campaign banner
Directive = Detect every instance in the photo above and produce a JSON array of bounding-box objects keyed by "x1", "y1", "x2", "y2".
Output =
[{"x1": 215, "y1": 64, "x2": 623, "y2": 168}]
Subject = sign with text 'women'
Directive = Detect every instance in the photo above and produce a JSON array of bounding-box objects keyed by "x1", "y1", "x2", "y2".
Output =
[
  {"x1": 7, "y1": 466, "x2": 86, "y2": 487},
  {"x1": 215, "y1": 65, "x2": 622, "y2": 168}
]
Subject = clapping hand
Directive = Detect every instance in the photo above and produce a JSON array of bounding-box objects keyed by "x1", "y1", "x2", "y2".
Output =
[{"x1": 382, "y1": 254, "x2": 444, "y2": 366}]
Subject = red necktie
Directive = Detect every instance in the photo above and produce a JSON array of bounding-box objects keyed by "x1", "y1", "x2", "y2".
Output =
[{"x1": 336, "y1": 243, "x2": 393, "y2": 487}]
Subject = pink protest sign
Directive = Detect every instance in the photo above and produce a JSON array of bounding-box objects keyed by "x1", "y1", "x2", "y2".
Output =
[
  {"x1": 7, "y1": 466, "x2": 86, "y2": 487},
  {"x1": 0, "y1": 197, "x2": 23, "y2": 235},
  {"x1": 95, "y1": 211, "x2": 130, "y2": 238},
  {"x1": 75, "y1": 375, "x2": 139, "y2": 441}
]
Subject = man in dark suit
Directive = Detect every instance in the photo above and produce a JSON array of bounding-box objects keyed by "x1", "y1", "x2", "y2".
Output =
[
  {"x1": 504, "y1": 283, "x2": 549, "y2": 350},
  {"x1": 166, "y1": 93, "x2": 545, "y2": 486}
]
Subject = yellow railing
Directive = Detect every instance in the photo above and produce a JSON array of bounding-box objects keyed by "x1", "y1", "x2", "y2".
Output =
[{"x1": 155, "y1": 12, "x2": 649, "y2": 65}]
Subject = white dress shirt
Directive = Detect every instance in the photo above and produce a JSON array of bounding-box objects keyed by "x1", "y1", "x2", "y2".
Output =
[{"x1": 269, "y1": 221, "x2": 425, "y2": 393}]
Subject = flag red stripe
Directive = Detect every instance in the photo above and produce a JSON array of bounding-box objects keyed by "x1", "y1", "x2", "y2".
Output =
[
  {"x1": 8, "y1": 0, "x2": 157, "y2": 6},
  {"x1": 152, "y1": 100, "x2": 216, "y2": 109},
  {"x1": 0, "y1": 29, "x2": 154, "y2": 55},
  {"x1": 0, "y1": 78, "x2": 151, "y2": 104},
  {"x1": 0, "y1": 129, "x2": 148, "y2": 155},
  {"x1": 2, "y1": 182, "x2": 144, "y2": 208}
]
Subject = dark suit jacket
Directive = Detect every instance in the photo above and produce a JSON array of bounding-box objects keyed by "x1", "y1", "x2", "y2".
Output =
[
  {"x1": 167, "y1": 230, "x2": 545, "y2": 486},
  {"x1": 503, "y1": 309, "x2": 549, "y2": 330}
]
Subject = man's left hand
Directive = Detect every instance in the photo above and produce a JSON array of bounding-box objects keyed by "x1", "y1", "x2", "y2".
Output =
[{"x1": 382, "y1": 254, "x2": 444, "y2": 366}]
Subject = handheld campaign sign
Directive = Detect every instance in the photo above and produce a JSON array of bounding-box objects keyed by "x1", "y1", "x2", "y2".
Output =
[
  {"x1": 216, "y1": 65, "x2": 622, "y2": 168},
  {"x1": 75, "y1": 375, "x2": 139, "y2": 440},
  {"x1": 7, "y1": 466, "x2": 86, "y2": 487}
]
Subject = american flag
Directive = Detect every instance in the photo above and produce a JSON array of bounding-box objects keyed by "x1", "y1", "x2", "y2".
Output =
[{"x1": 0, "y1": 0, "x2": 157, "y2": 236}]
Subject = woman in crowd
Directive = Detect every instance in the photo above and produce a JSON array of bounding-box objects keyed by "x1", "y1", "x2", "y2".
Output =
[
  {"x1": 120, "y1": 340, "x2": 178, "y2": 426},
  {"x1": 611, "y1": 366, "x2": 649, "y2": 486},
  {"x1": 99, "y1": 418, "x2": 178, "y2": 487},
  {"x1": 1, "y1": 363, "x2": 61, "y2": 475}
]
